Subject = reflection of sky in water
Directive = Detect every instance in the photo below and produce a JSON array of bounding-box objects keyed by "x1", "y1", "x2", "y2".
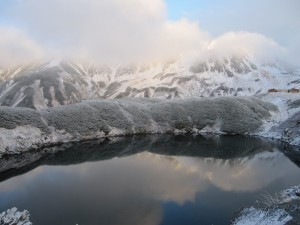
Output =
[{"x1": 0, "y1": 149, "x2": 300, "y2": 225}]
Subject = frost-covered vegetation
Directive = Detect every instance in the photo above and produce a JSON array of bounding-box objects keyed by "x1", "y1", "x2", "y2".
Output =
[
  {"x1": 0, "y1": 207, "x2": 32, "y2": 225},
  {"x1": 258, "y1": 93, "x2": 300, "y2": 146},
  {"x1": 0, "y1": 93, "x2": 299, "y2": 157},
  {"x1": 232, "y1": 207, "x2": 292, "y2": 225},
  {"x1": 0, "y1": 96, "x2": 277, "y2": 156},
  {"x1": 232, "y1": 186, "x2": 300, "y2": 225}
]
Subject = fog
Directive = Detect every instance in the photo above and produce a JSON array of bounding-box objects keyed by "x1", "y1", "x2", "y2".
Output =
[{"x1": 0, "y1": 0, "x2": 297, "y2": 66}]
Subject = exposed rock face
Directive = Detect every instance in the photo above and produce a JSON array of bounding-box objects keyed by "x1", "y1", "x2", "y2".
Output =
[
  {"x1": 0, "y1": 56, "x2": 298, "y2": 110},
  {"x1": 0, "y1": 96, "x2": 276, "y2": 157}
]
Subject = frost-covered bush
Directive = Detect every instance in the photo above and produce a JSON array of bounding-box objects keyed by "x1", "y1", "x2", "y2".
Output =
[
  {"x1": 0, "y1": 96, "x2": 277, "y2": 156},
  {"x1": 232, "y1": 207, "x2": 292, "y2": 225},
  {"x1": 232, "y1": 185, "x2": 300, "y2": 225},
  {"x1": 43, "y1": 96, "x2": 276, "y2": 136},
  {"x1": 0, "y1": 207, "x2": 32, "y2": 225}
]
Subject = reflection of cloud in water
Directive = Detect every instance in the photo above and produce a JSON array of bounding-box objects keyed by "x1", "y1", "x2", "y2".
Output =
[
  {"x1": 182, "y1": 151, "x2": 299, "y2": 192},
  {"x1": 0, "y1": 150, "x2": 299, "y2": 225},
  {"x1": 133, "y1": 150, "x2": 300, "y2": 193}
]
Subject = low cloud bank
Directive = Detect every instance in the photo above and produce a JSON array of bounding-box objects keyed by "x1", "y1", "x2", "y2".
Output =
[{"x1": 0, "y1": 0, "x2": 296, "y2": 66}]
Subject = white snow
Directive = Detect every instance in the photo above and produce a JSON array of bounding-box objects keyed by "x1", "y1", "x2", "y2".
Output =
[
  {"x1": 281, "y1": 185, "x2": 300, "y2": 202},
  {"x1": 233, "y1": 185, "x2": 300, "y2": 225},
  {"x1": 258, "y1": 93, "x2": 300, "y2": 143},
  {"x1": 0, "y1": 125, "x2": 74, "y2": 157},
  {"x1": 0, "y1": 126, "x2": 43, "y2": 155},
  {"x1": 1, "y1": 55, "x2": 300, "y2": 110},
  {"x1": 45, "y1": 59, "x2": 61, "y2": 68},
  {"x1": 232, "y1": 207, "x2": 292, "y2": 225},
  {"x1": 0, "y1": 207, "x2": 32, "y2": 225}
]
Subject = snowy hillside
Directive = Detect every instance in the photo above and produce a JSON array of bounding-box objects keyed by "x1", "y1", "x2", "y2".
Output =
[
  {"x1": 0, "y1": 96, "x2": 276, "y2": 156},
  {"x1": 0, "y1": 56, "x2": 299, "y2": 110}
]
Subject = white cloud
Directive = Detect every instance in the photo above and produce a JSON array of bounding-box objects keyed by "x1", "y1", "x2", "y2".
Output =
[
  {"x1": 193, "y1": 0, "x2": 300, "y2": 66},
  {"x1": 0, "y1": 27, "x2": 44, "y2": 67},
  {"x1": 0, "y1": 0, "x2": 295, "y2": 65},
  {"x1": 195, "y1": 0, "x2": 300, "y2": 45},
  {"x1": 206, "y1": 32, "x2": 286, "y2": 62},
  {"x1": 13, "y1": 0, "x2": 170, "y2": 62}
]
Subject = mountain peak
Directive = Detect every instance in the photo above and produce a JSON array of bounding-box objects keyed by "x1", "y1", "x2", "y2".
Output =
[{"x1": 0, "y1": 56, "x2": 299, "y2": 110}]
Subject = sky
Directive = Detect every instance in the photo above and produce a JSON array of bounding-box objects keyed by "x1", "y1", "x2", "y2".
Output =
[
  {"x1": 0, "y1": 0, "x2": 299, "y2": 66},
  {"x1": 165, "y1": 0, "x2": 300, "y2": 46}
]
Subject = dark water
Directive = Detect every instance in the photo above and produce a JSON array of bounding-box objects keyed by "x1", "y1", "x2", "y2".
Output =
[{"x1": 0, "y1": 135, "x2": 300, "y2": 225}]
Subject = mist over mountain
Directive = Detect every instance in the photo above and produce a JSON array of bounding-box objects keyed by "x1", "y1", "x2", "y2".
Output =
[
  {"x1": 1, "y1": 1, "x2": 300, "y2": 225},
  {"x1": 0, "y1": 54, "x2": 299, "y2": 110},
  {"x1": 0, "y1": 0, "x2": 298, "y2": 111}
]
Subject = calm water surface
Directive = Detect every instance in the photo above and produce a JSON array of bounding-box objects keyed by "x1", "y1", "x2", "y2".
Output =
[{"x1": 0, "y1": 135, "x2": 300, "y2": 225}]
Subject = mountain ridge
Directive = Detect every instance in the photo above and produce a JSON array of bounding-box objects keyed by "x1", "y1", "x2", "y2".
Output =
[{"x1": 0, "y1": 55, "x2": 299, "y2": 110}]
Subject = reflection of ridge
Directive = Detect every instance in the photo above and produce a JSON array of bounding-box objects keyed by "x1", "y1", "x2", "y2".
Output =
[
  {"x1": 204, "y1": 150, "x2": 285, "y2": 169},
  {"x1": 280, "y1": 145, "x2": 300, "y2": 168},
  {"x1": 137, "y1": 151, "x2": 284, "y2": 178},
  {"x1": 138, "y1": 150, "x2": 285, "y2": 177},
  {"x1": 0, "y1": 134, "x2": 297, "y2": 183},
  {"x1": 149, "y1": 135, "x2": 277, "y2": 158}
]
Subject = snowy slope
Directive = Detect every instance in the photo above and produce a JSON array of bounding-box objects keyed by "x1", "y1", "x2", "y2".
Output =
[
  {"x1": 0, "y1": 96, "x2": 276, "y2": 156},
  {"x1": 0, "y1": 56, "x2": 299, "y2": 110}
]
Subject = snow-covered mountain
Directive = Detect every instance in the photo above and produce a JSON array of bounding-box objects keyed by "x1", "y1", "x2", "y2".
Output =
[{"x1": 0, "y1": 56, "x2": 299, "y2": 109}]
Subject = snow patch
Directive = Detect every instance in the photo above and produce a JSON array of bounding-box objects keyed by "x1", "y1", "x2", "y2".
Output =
[
  {"x1": 281, "y1": 185, "x2": 300, "y2": 202},
  {"x1": 0, "y1": 126, "x2": 43, "y2": 156},
  {"x1": 199, "y1": 119, "x2": 225, "y2": 134},
  {"x1": 258, "y1": 93, "x2": 300, "y2": 145},
  {"x1": 0, "y1": 125, "x2": 76, "y2": 157},
  {"x1": 45, "y1": 59, "x2": 61, "y2": 68}
]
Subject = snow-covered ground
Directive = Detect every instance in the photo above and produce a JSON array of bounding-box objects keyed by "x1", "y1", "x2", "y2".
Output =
[
  {"x1": 258, "y1": 93, "x2": 300, "y2": 146},
  {"x1": 232, "y1": 185, "x2": 300, "y2": 225}
]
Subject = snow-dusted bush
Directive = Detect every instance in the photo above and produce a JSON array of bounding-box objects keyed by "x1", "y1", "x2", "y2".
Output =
[
  {"x1": 0, "y1": 96, "x2": 279, "y2": 156},
  {"x1": 232, "y1": 207, "x2": 292, "y2": 225},
  {"x1": 0, "y1": 207, "x2": 32, "y2": 225},
  {"x1": 232, "y1": 185, "x2": 300, "y2": 225}
]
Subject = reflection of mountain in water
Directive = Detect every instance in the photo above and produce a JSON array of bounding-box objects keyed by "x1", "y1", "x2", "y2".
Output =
[
  {"x1": 0, "y1": 134, "x2": 298, "y2": 183},
  {"x1": 0, "y1": 135, "x2": 300, "y2": 225}
]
